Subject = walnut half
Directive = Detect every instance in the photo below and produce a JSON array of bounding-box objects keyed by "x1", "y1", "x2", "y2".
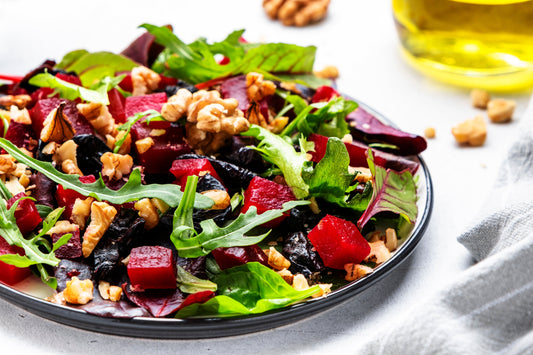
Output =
[{"x1": 263, "y1": 0, "x2": 330, "y2": 27}]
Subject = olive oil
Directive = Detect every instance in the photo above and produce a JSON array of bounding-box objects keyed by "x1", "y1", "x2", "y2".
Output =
[{"x1": 392, "y1": 0, "x2": 533, "y2": 91}]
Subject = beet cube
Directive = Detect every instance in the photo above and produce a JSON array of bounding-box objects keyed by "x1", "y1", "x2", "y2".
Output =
[
  {"x1": 29, "y1": 98, "x2": 94, "y2": 137},
  {"x1": 307, "y1": 215, "x2": 370, "y2": 270},
  {"x1": 107, "y1": 88, "x2": 126, "y2": 123},
  {"x1": 170, "y1": 158, "x2": 223, "y2": 190},
  {"x1": 131, "y1": 120, "x2": 190, "y2": 174},
  {"x1": 124, "y1": 92, "x2": 167, "y2": 119},
  {"x1": 4, "y1": 121, "x2": 37, "y2": 155},
  {"x1": 0, "y1": 236, "x2": 31, "y2": 285},
  {"x1": 7, "y1": 192, "x2": 42, "y2": 235},
  {"x1": 52, "y1": 226, "x2": 82, "y2": 259},
  {"x1": 241, "y1": 176, "x2": 295, "y2": 228},
  {"x1": 127, "y1": 246, "x2": 177, "y2": 290},
  {"x1": 211, "y1": 245, "x2": 269, "y2": 270}
]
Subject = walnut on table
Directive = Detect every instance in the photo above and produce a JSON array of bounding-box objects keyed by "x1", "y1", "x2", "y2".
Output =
[{"x1": 263, "y1": 0, "x2": 331, "y2": 27}]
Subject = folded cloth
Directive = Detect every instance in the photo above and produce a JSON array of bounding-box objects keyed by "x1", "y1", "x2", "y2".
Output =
[{"x1": 354, "y1": 95, "x2": 533, "y2": 355}]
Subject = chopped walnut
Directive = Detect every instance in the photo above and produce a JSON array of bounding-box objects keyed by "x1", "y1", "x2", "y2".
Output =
[
  {"x1": 4, "y1": 175, "x2": 25, "y2": 195},
  {"x1": 364, "y1": 240, "x2": 392, "y2": 265},
  {"x1": 4, "y1": 106, "x2": 32, "y2": 124},
  {"x1": 265, "y1": 247, "x2": 291, "y2": 271},
  {"x1": 135, "y1": 137, "x2": 154, "y2": 155},
  {"x1": 200, "y1": 189, "x2": 231, "y2": 210},
  {"x1": 263, "y1": 0, "x2": 330, "y2": 27},
  {"x1": 0, "y1": 155, "x2": 31, "y2": 195},
  {"x1": 247, "y1": 72, "x2": 276, "y2": 102},
  {"x1": 131, "y1": 66, "x2": 161, "y2": 96},
  {"x1": 47, "y1": 220, "x2": 78, "y2": 236},
  {"x1": 100, "y1": 152, "x2": 134, "y2": 181},
  {"x1": 52, "y1": 140, "x2": 83, "y2": 175},
  {"x1": 77, "y1": 102, "x2": 117, "y2": 137},
  {"x1": 314, "y1": 65, "x2": 339, "y2": 80},
  {"x1": 82, "y1": 202, "x2": 117, "y2": 258},
  {"x1": 277, "y1": 268, "x2": 294, "y2": 284},
  {"x1": 161, "y1": 88, "x2": 193, "y2": 122},
  {"x1": 0, "y1": 155, "x2": 16, "y2": 175},
  {"x1": 151, "y1": 198, "x2": 170, "y2": 214},
  {"x1": 107, "y1": 130, "x2": 132, "y2": 155},
  {"x1": 71, "y1": 197, "x2": 94, "y2": 229},
  {"x1": 134, "y1": 198, "x2": 159, "y2": 230},
  {"x1": 471, "y1": 89, "x2": 490, "y2": 109},
  {"x1": 98, "y1": 281, "x2": 123, "y2": 302},
  {"x1": 349, "y1": 167, "x2": 372, "y2": 183},
  {"x1": 0, "y1": 94, "x2": 32, "y2": 109},
  {"x1": 63, "y1": 276, "x2": 94, "y2": 305},
  {"x1": 424, "y1": 127, "x2": 436, "y2": 139},
  {"x1": 344, "y1": 263, "x2": 373, "y2": 281},
  {"x1": 45, "y1": 291, "x2": 66, "y2": 305},
  {"x1": 451, "y1": 115, "x2": 487, "y2": 147},
  {"x1": 384, "y1": 228, "x2": 398, "y2": 252},
  {"x1": 62, "y1": 159, "x2": 83, "y2": 175},
  {"x1": 311, "y1": 283, "x2": 332, "y2": 298},
  {"x1": 292, "y1": 273, "x2": 310, "y2": 291},
  {"x1": 487, "y1": 98, "x2": 516, "y2": 123},
  {"x1": 40, "y1": 103, "x2": 76, "y2": 143}
]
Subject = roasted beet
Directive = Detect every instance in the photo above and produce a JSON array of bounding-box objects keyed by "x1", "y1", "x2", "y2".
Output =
[
  {"x1": 52, "y1": 226, "x2": 82, "y2": 259},
  {"x1": 283, "y1": 232, "x2": 324, "y2": 277},
  {"x1": 170, "y1": 158, "x2": 223, "y2": 190},
  {"x1": 211, "y1": 245, "x2": 269, "y2": 270},
  {"x1": 4, "y1": 121, "x2": 37, "y2": 155},
  {"x1": 55, "y1": 259, "x2": 93, "y2": 292},
  {"x1": 0, "y1": 236, "x2": 31, "y2": 285},
  {"x1": 124, "y1": 92, "x2": 167, "y2": 119},
  {"x1": 72, "y1": 134, "x2": 112, "y2": 176},
  {"x1": 127, "y1": 246, "x2": 177, "y2": 290},
  {"x1": 6, "y1": 192, "x2": 42, "y2": 235},
  {"x1": 107, "y1": 88, "x2": 127, "y2": 123},
  {"x1": 55, "y1": 175, "x2": 96, "y2": 219}
]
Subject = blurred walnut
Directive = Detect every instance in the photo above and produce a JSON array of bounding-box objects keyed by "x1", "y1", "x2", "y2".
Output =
[
  {"x1": 263, "y1": 0, "x2": 330, "y2": 27},
  {"x1": 131, "y1": 66, "x2": 161, "y2": 96}
]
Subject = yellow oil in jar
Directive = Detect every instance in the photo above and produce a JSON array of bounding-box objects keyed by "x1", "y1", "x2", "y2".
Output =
[{"x1": 392, "y1": 0, "x2": 533, "y2": 91}]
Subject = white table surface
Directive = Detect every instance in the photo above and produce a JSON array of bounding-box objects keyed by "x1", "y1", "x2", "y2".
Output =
[{"x1": 0, "y1": 1, "x2": 532, "y2": 354}]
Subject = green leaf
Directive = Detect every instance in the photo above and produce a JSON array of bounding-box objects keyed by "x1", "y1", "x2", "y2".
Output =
[
  {"x1": 176, "y1": 265, "x2": 217, "y2": 294},
  {"x1": 35, "y1": 204, "x2": 53, "y2": 219},
  {"x1": 241, "y1": 124, "x2": 310, "y2": 199},
  {"x1": 170, "y1": 175, "x2": 198, "y2": 243},
  {"x1": 114, "y1": 109, "x2": 163, "y2": 153},
  {"x1": 142, "y1": 24, "x2": 318, "y2": 85},
  {"x1": 172, "y1": 200, "x2": 309, "y2": 258},
  {"x1": 0, "y1": 138, "x2": 213, "y2": 209},
  {"x1": 175, "y1": 262, "x2": 320, "y2": 317},
  {"x1": 28, "y1": 73, "x2": 110, "y2": 105},
  {"x1": 357, "y1": 150, "x2": 418, "y2": 229},
  {"x1": 52, "y1": 233, "x2": 73, "y2": 252},
  {"x1": 306, "y1": 137, "x2": 372, "y2": 212},
  {"x1": 58, "y1": 51, "x2": 137, "y2": 87}
]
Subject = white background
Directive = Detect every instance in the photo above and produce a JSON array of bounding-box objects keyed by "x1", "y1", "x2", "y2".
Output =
[{"x1": 0, "y1": 1, "x2": 532, "y2": 354}]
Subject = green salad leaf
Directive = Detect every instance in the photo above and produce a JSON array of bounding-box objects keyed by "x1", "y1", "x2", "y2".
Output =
[
  {"x1": 357, "y1": 150, "x2": 418, "y2": 229},
  {"x1": 171, "y1": 176, "x2": 309, "y2": 257},
  {"x1": 29, "y1": 72, "x2": 110, "y2": 105},
  {"x1": 241, "y1": 124, "x2": 311, "y2": 199},
  {"x1": 175, "y1": 262, "x2": 320, "y2": 317},
  {"x1": 56, "y1": 50, "x2": 137, "y2": 87},
  {"x1": 114, "y1": 109, "x2": 164, "y2": 153},
  {"x1": 0, "y1": 138, "x2": 213, "y2": 209},
  {"x1": 141, "y1": 24, "x2": 321, "y2": 86},
  {"x1": 176, "y1": 265, "x2": 217, "y2": 294}
]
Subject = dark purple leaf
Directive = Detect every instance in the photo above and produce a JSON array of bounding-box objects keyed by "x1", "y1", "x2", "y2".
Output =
[
  {"x1": 123, "y1": 284, "x2": 185, "y2": 317},
  {"x1": 121, "y1": 26, "x2": 170, "y2": 67}
]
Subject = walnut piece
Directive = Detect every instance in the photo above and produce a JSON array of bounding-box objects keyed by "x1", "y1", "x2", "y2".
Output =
[
  {"x1": 134, "y1": 198, "x2": 159, "y2": 230},
  {"x1": 0, "y1": 155, "x2": 16, "y2": 175},
  {"x1": 424, "y1": 127, "x2": 436, "y2": 139},
  {"x1": 364, "y1": 240, "x2": 392, "y2": 265},
  {"x1": 200, "y1": 189, "x2": 231, "y2": 210},
  {"x1": 161, "y1": 88, "x2": 193, "y2": 122},
  {"x1": 77, "y1": 102, "x2": 117, "y2": 137},
  {"x1": 135, "y1": 137, "x2": 155, "y2": 154},
  {"x1": 82, "y1": 202, "x2": 117, "y2": 258},
  {"x1": 63, "y1": 276, "x2": 94, "y2": 305},
  {"x1": 263, "y1": 0, "x2": 330, "y2": 27},
  {"x1": 40, "y1": 103, "x2": 76, "y2": 143},
  {"x1": 471, "y1": 89, "x2": 490, "y2": 109},
  {"x1": 71, "y1": 197, "x2": 94, "y2": 229},
  {"x1": 0, "y1": 94, "x2": 32, "y2": 109},
  {"x1": 98, "y1": 281, "x2": 123, "y2": 302},
  {"x1": 1, "y1": 106, "x2": 32, "y2": 124},
  {"x1": 344, "y1": 263, "x2": 373, "y2": 281},
  {"x1": 100, "y1": 152, "x2": 134, "y2": 181},
  {"x1": 131, "y1": 66, "x2": 161, "y2": 96},
  {"x1": 451, "y1": 115, "x2": 487, "y2": 147},
  {"x1": 314, "y1": 65, "x2": 339, "y2": 80},
  {"x1": 487, "y1": 98, "x2": 516, "y2": 123},
  {"x1": 265, "y1": 247, "x2": 291, "y2": 271}
]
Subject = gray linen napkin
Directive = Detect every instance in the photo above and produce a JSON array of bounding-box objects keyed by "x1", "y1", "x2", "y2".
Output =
[{"x1": 354, "y1": 95, "x2": 533, "y2": 355}]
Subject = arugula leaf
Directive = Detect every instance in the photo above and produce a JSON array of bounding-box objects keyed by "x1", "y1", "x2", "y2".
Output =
[
  {"x1": 357, "y1": 150, "x2": 418, "y2": 229},
  {"x1": 114, "y1": 109, "x2": 164, "y2": 153},
  {"x1": 142, "y1": 24, "x2": 318, "y2": 85},
  {"x1": 0, "y1": 138, "x2": 213, "y2": 209},
  {"x1": 28, "y1": 73, "x2": 110, "y2": 105},
  {"x1": 172, "y1": 198, "x2": 309, "y2": 258},
  {"x1": 176, "y1": 265, "x2": 217, "y2": 294},
  {"x1": 56, "y1": 50, "x2": 137, "y2": 87},
  {"x1": 170, "y1": 175, "x2": 198, "y2": 244},
  {"x1": 175, "y1": 262, "x2": 320, "y2": 317},
  {"x1": 241, "y1": 124, "x2": 310, "y2": 199},
  {"x1": 306, "y1": 137, "x2": 372, "y2": 212}
]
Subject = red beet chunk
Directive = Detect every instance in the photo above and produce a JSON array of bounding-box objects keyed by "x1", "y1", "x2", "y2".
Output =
[
  {"x1": 308, "y1": 133, "x2": 419, "y2": 174},
  {"x1": 107, "y1": 88, "x2": 127, "y2": 123},
  {"x1": 7, "y1": 192, "x2": 42, "y2": 235},
  {"x1": 127, "y1": 246, "x2": 177, "y2": 290},
  {"x1": 29, "y1": 98, "x2": 94, "y2": 137},
  {"x1": 124, "y1": 92, "x2": 167, "y2": 119},
  {"x1": 211, "y1": 245, "x2": 269, "y2": 270},
  {"x1": 170, "y1": 158, "x2": 223, "y2": 190},
  {"x1": 4, "y1": 121, "x2": 37, "y2": 155},
  {"x1": 55, "y1": 175, "x2": 96, "y2": 219},
  {"x1": 241, "y1": 176, "x2": 295, "y2": 228},
  {"x1": 52, "y1": 226, "x2": 82, "y2": 259},
  {"x1": 55, "y1": 72, "x2": 82, "y2": 86},
  {"x1": 307, "y1": 215, "x2": 370, "y2": 270},
  {"x1": 0, "y1": 236, "x2": 31, "y2": 285},
  {"x1": 118, "y1": 72, "x2": 133, "y2": 93},
  {"x1": 311, "y1": 85, "x2": 340, "y2": 103},
  {"x1": 131, "y1": 120, "x2": 190, "y2": 174}
]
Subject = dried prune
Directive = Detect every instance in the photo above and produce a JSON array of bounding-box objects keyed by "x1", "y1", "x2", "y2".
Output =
[
  {"x1": 282, "y1": 231, "x2": 324, "y2": 277},
  {"x1": 73, "y1": 134, "x2": 112, "y2": 176}
]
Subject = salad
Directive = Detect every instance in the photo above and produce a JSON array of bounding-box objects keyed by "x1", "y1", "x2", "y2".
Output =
[{"x1": 0, "y1": 24, "x2": 427, "y2": 319}]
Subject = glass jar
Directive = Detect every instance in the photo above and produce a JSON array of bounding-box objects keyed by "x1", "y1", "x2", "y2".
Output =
[{"x1": 392, "y1": 0, "x2": 533, "y2": 91}]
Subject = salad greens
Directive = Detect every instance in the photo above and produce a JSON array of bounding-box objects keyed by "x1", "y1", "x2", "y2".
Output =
[
  {"x1": 176, "y1": 265, "x2": 217, "y2": 294},
  {"x1": 114, "y1": 109, "x2": 165, "y2": 153},
  {"x1": 176, "y1": 262, "x2": 320, "y2": 317},
  {"x1": 0, "y1": 138, "x2": 213, "y2": 209},
  {"x1": 171, "y1": 176, "x2": 310, "y2": 258}
]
